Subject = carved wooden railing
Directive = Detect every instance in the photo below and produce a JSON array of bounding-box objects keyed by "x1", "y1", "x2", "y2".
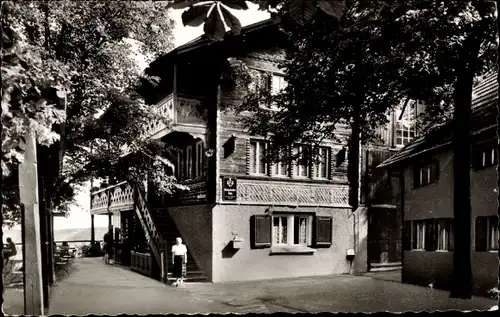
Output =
[
  {"x1": 146, "y1": 94, "x2": 204, "y2": 138},
  {"x1": 90, "y1": 181, "x2": 134, "y2": 214},
  {"x1": 147, "y1": 94, "x2": 175, "y2": 136}
]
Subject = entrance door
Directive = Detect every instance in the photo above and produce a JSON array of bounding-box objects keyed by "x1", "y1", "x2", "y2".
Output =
[{"x1": 368, "y1": 207, "x2": 401, "y2": 266}]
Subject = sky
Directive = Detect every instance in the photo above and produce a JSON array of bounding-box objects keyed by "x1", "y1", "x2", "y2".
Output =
[{"x1": 45, "y1": 4, "x2": 270, "y2": 231}]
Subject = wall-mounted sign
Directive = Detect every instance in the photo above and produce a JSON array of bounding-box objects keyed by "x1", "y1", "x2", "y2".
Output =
[{"x1": 223, "y1": 176, "x2": 237, "y2": 201}]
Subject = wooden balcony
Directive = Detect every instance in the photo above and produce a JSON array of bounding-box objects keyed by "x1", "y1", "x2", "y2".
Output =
[
  {"x1": 90, "y1": 181, "x2": 134, "y2": 215},
  {"x1": 146, "y1": 94, "x2": 206, "y2": 140}
]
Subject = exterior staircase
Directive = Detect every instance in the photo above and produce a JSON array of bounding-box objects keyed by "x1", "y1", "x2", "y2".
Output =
[
  {"x1": 90, "y1": 180, "x2": 209, "y2": 283},
  {"x1": 152, "y1": 209, "x2": 209, "y2": 282}
]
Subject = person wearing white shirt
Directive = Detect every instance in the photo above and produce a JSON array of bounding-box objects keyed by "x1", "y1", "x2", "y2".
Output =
[{"x1": 171, "y1": 237, "x2": 187, "y2": 286}]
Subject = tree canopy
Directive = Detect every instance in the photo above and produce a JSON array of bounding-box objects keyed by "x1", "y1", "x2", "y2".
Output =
[{"x1": 1, "y1": 1, "x2": 179, "y2": 221}]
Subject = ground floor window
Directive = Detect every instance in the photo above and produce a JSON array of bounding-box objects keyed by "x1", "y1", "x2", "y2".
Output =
[
  {"x1": 436, "y1": 219, "x2": 454, "y2": 251},
  {"x1": 272, "y1": 214, "x2": 312, "y2": 246},
  {"x1": 404, "y1": 218, "x2": 453, "y2": 252},
  {"x1": 475, "y1": 216, "x2": 499, "y2": 251},
  {"x1": 251, "y1": 214, "x2": 332, "y2": 249}
]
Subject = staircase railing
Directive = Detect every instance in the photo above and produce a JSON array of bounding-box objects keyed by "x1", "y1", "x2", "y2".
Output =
[
  {"x1": 90, "y1": 180, "x2": 166, "y2": 279},
  {"x1": 131, "y1": 181, "x2": 164, "y2": 270}
]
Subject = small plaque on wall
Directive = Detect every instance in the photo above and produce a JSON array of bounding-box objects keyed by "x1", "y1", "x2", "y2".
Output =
[{"x1": 222, "y1": 177, "x2": 237, "y2": 201}]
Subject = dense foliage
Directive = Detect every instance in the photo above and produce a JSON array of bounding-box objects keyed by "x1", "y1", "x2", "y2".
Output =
[{"x1": 1, "y1": 1, "x2": 179, "y2": 223}]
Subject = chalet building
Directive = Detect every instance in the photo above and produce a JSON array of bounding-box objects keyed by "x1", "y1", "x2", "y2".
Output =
[
  {"x1": 376, "y1": 72, "x2": 498, "y2": 296},
  {"x1": 91, "y1": 18, "x2": 376, "y2": 283}
]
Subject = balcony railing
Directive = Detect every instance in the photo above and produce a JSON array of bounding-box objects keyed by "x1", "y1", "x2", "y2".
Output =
[
  {"x1": 90, "y1": 181, "x2": 134, "y2": 214},
  {"x1": 146, "y1": 94, "x2": 204, "y2": 138}
]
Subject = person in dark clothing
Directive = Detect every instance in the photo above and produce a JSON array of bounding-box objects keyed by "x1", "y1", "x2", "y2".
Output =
[
  {"x1": 3, "y1": 237, "x2": 17, "y2": 266},
  {"x1": 103, "y1": 231, "x2": 113, "y2": 264}
]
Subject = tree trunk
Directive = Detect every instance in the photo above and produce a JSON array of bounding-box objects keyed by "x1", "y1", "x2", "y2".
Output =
[{"x1": 449, "y1": 36, "x2": 481, "y2": 300}]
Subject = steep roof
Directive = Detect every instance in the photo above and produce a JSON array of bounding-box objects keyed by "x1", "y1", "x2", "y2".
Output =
[
  {"x1": 144, "y1": 17, "x2": 280, "y2": 76},
  {"x1": 378, "y1": 72, "x2": 498, "y2": 169}
]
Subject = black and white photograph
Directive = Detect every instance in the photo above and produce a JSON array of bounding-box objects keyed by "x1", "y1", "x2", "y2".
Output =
[{"x1": 1, "y1": 0, "x2": 500, "y2": 315}]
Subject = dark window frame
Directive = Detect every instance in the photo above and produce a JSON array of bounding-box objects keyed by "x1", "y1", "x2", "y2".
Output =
[
  {"x1": 472, "y1": 140, "x2": 498, "y2": 170},
  {"x1": 250, "y1": 214, "x2": 333, "y2": 250},
  {"x1": 413, "y1": 158, "x2": 440, "y2": 188}
]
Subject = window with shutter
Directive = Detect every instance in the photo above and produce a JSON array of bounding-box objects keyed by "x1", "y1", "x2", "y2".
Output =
[
  {"x1": 269, "y1": 214, "x2": 313, "y2": 246},
  {"x1": 250, "y1": 215, "x2": 271, "y2": 248},
  {"x1": 315, "y1": 216, "x2": 333, "y2": 247},
  {"x1": 475, "y1": 216, "x2": 487, "y2": 252}
]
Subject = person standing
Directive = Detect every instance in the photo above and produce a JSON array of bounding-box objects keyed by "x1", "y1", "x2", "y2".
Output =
[
  {"x1": 171, "y1": 237, "x2": 187, "y2": 286},
  {"x1": 103, "y1": 230, "x2": 113, "y2": 264}
]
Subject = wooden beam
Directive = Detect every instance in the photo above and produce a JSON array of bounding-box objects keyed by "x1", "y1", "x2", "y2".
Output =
[{"x1": 19, "y1": 130, "x2": 44, "y2": 315}]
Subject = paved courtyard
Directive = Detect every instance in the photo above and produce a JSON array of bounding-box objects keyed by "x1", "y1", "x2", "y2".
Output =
[{"x1": 4, "y1": 257, "x2": 497, "y2": 315}]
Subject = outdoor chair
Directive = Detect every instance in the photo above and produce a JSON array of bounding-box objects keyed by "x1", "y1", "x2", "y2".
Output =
[{"x1": 54, "y1": 251, "x2": 75, "y2": 276}]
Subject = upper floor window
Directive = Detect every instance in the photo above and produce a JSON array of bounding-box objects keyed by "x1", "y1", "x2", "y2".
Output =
[
  {"x1": 314, "y1": 147, "x2": 330, "y2": 179},
  {"x1": 473, "y1": 141, "x2": 497, "y2": 170},
  {"x1": 250, "y1": 140, "x2": 267, "y2": 175},
  {"x1": 177, "y1": 150, "x2": 185, "y2": 180},
  {"x1": 293, "y1": 145, "x2": 310, "y2": 178},
  {"x1": 272, "y1": 156, "x2": 289, "y2": 177},
  {"x1": 176, "y1": 141, "x2": 204, "y2": 181},
  {"x1": 186, "y1": 145, "x2": 193, "y2": 179},
  {"x1": 413, "y1": 159, "x2": 439, "y2": 188},
  {"x1": 271, "y1": 75, "x2": 287, "y2": 95},
  {"x1": 395, "y1": 100, "x2": 417, "y2": 147},
  {"x1": 247, "y1": 140, "x2": 332, "y2": 180}
]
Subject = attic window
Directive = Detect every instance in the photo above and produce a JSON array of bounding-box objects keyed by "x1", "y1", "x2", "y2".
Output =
[{"x1": 395, "y1": 100, "x2": 417, "y2": 147}]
